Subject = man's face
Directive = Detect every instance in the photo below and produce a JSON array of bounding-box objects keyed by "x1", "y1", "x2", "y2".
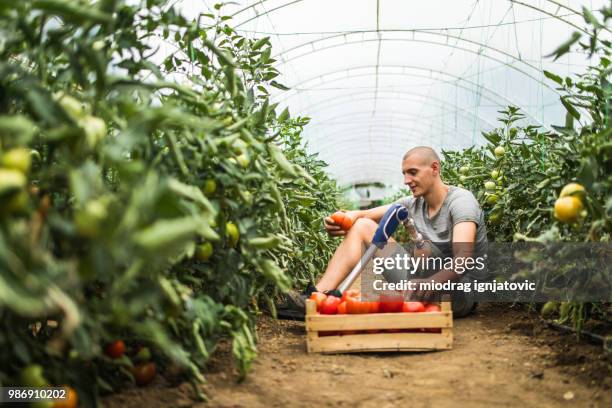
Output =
[{"x1": 401, "y1": 155, "x2": 437, "y2": 197}]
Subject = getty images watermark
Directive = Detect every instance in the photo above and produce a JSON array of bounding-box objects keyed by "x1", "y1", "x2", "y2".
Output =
[
  {"x1": 358, "y1": 242, "x2": 611, "y2": 302},
  {"x1": 371, "y1": 254, "x2": 535, "y2": 293}
]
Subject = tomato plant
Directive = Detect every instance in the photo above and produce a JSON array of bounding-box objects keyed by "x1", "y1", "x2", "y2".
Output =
[
  {"x1": 438, "y1": 7, "x2": 611, "y2": 332},
  {"x1": 0, "y1": 0, "x2": 343, "y2": 402}
]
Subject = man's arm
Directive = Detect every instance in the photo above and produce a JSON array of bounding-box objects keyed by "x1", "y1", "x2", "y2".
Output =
[{"x1": 409, "y1": 221, "x2": 477, "y2": 299}]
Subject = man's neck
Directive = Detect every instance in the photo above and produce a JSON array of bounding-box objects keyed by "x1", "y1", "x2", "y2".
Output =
[{"x1": 423, "y1": 181, "x2": 450, "y2": 213}]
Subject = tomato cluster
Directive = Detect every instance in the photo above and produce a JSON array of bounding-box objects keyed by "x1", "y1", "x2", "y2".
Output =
[{"x1": 310, "y1": 290, "x2": 442, "y2": 315}]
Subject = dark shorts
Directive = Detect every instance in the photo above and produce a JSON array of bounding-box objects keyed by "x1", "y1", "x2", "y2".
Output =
[{"x1": 377, "y1": 245, "x2": 477, "y2": 318}]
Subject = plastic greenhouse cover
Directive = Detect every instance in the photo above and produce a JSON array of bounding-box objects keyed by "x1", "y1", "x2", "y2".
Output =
[{"x1": 169, "y1": 0, "x2": 609, "y2": 189}]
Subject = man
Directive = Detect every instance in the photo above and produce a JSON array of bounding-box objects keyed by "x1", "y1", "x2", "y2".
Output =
[{"x1": 277, "y1": 146, "x2": 488, "y2": 319}]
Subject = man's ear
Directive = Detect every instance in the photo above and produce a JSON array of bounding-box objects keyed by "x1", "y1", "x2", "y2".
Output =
[{"x1": 431, "y1": 161, "x2": 440, "y2": 176}]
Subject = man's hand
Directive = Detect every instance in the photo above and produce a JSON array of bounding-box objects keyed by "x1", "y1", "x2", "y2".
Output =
[
  {"x1": 404, "y1": 278, "x2": 438, "y2": 302},
  {"x1": 324, "y1": 210, "x2": 359, "y2": 236}
]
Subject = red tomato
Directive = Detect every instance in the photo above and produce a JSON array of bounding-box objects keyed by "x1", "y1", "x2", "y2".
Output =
[
  {"x1": 309, "y1": 292, "x2": 327, "y2": 312},
  {"x1": 346, "y1": 298, "x2": 369, "y2": 314},
  {"x1": 104, "y1": 340, "x2": 125, "y2": 359},
  {"x1": 331, "y1": 211, "x2": 353, "y2": 231},
  {"x1": 130, "y1": 362, "x2": 156, "y2": 386},
  {"x1": 379, "y1": 293, "x2": 404, "y2": 313},
  {"x1": 424, "y1": 303, "x2": 441, "y2": 312},
  {"x1": 402, "y1": 301, "x2": 426, "y2": 313},
  {"x1": 367, "y1": 301, "x2": 380, "y2": 314},
  {"x1": 341, "y1": 289, "x2": 360, "y2": 302},
  {"x1": 337, "y1": 301, "x2": 347, "y2": 314},
  {"x1": 319, "y1": 295, "x2": 341, "y2": 315}
]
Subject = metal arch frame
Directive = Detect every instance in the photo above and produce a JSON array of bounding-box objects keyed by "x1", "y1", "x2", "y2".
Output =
[
  {"x1": 328, "y1": 161, "x2": 405, "y2": 176},
  {"x1": 309, "y1": 124, "x2": 481, "y2": 149},
  {"x1": 307, "y1": 130, "x2": 442, "y2": 150},
  {"x1": 299, "y1": 93, "x2": 498, "y2": 128},
  {"x1": 328, "y1": 164, "x2": 405, "y2": 183},
  {"x1": 308, "y1": 130, "x2": 443, "y2": 154},
  {"x1": 303, "y1": 111, "x2": 477, "y2": 139},
  {"x1": 273, "y1": 65, "x2": 551, "y2": 128},
  {"x1": 308, "y1": 127, "x2": 472, "y2": 154},
  {"x1": 273, "y1": 30, "x2": 544, "y2": 75},
  {"x1": 271, "y1": 36, "x2": 557, "y2": 96},
  {"x1": 229, "y1": 0, "x2": 587, "y2": 34}
]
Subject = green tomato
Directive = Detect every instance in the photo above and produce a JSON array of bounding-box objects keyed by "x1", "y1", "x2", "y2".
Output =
[
  {"x1": 20, "y1": 364, "x2": 48, "y2": 387},
  {"x1": 74, "y1": 199, "x2": 108, "y2": 238},
  {"x1": 484, "y1": 181, "x2": 496, "y2": 191},
  {"x1": 79, "y1": 115, "x2": 107, "y2": 147},
  {"x1": 0, "y1": 168, "x2": 27, "y2": 196},
  {"x1": 494, "y1": 146, "x2": 506, "y2": 158},
  {"x1": 459, "y1": 175, "x2": 467, "y2": 182},
  {"x1": 490, "y1": 170, "x2": 500, "y2": 180},
  {"x1": 232, "y1": 139, "x2": 248, "y2": 154},
  {"x1": 226, "y1": 222, "x2": 240, "y2": 247},
  {"x1": 236, "y1": 154, "x2": 250, "y2": 168},
  {"x1": 202, "y1": 179, "x2": 217, "y2": 196},
  {"x1": 3, "y1": 190, "x2": 30, "y2": 214},
  {"x1": 194, "y1": 242, "x2": 213, "y2": 262},
  {"x1": 485, "y1": 194, "x2": 499, "y2": 205},
  {"x1": 135, "y1": 346, "x2": 152, "y2": 362},
  {"x1": 1, "y1": 148, "x2": 31, "y2": 174},
  {"x1": 459, "y1": 166, "x2": 470, "y2": 175},
  {"x1": 488, "y1": 212, "x2": 502, "y2": 225},
  {"x1": 55, "y1": 93, "x2": 87, "y2": 120}
]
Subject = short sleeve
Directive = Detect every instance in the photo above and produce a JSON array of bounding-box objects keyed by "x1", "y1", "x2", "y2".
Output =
[
  {"x1": 449, "y1": 190, "x2": 481, "y2": 227},
  {"x1": 394, "y1": 195, "x2": 414, "y2": 209}
]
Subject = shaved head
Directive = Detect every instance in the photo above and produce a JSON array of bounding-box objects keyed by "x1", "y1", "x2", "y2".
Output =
[{"x1": 402, "y1": 146, "x2": 440, "y2": 165}]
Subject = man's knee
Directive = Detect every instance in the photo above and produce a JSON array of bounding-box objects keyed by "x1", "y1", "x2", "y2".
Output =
[{"x1": 351, "y1": 218, "x2": 378, "y2": 237}]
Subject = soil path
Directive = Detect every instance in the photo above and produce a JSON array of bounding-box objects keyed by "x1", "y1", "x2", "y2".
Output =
[{"x1": 104, "y1": 304, "x2": 611, "y2": 408}]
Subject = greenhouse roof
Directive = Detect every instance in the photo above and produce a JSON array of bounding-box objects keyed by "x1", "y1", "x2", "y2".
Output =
[{"x1": 184, "y1": 0, "x2": 608, "y2": 187}]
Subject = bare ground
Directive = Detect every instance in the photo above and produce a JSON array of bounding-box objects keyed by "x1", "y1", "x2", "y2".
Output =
[{"x1": 103, "y1": 304, "x2": 611, "y2": 408}]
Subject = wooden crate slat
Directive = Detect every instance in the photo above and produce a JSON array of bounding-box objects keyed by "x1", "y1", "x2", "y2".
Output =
[
  {"x1": 306, "y1": 312, "x2": 452, "y2": 331},
  {"x1": 308, "y1": 332, "x2": 452, "y2": 353}
]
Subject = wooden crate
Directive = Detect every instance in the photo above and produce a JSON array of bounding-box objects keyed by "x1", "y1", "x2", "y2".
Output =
[{"x1": 305, "y1": 298, "x2": 453, "y2": 353}]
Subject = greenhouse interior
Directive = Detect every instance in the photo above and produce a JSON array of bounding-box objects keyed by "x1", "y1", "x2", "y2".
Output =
[{"x1": 0, "y1": 0, "x2": 610, "y2": 407}]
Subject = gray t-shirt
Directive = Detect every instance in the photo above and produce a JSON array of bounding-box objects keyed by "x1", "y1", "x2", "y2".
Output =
[{"x1": 395, "y1": 186, "x2": 488, "y2": 280}]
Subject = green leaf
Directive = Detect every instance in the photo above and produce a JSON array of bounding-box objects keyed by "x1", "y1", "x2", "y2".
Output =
[
  {"x1": 133, "y1": 216, "x2": 218, "y2": 253},
  {"x1": 560, "y1": 96, "x2": 581, "y2": 121},
  {"x1": 277, "y1": 107, "x2": 290, "y2": 123},
  {"x1": 545, "y1": 32, "x2": 582, "y2": 61},
  {"x1": 270, "y1": 81, "x2": 290, "y2": 91},
  {"x1": 166, "y1": 178, "x2": 216, "y2": 214},
  {"x1": 32, "y1": 0, "x2": 112, "y2": 24},
  {"x1": 543, "y1": 70, "x2": 563, "y2": 85},
  {"x1": 268, "y1": 144, "x2": 298, "y2": 177},
  {"x1": 252, "y1": 37, "x2": 269, "y2": 51},
  {"x1": 582, "y1": 6, "x2": 602, "y2": 28}
]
